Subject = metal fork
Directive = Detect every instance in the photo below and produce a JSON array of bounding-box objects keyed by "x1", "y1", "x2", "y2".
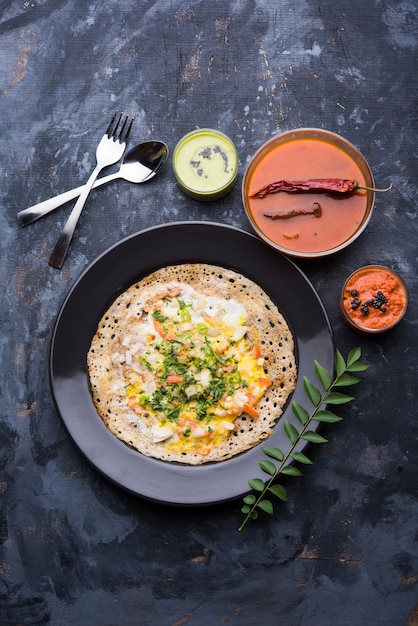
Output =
[{"x1": 48, "y1": 112, "x2": 133, "y2": 269}]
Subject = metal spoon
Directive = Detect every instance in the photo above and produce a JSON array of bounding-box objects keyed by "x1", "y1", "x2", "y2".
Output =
[{"x1": 17, "y1": 141, "x2": 169, "y2": 227}]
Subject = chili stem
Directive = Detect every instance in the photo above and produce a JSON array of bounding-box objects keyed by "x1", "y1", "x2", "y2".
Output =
[{"x1": 355, "y1": 182, "x2": 393, "y2": 192}]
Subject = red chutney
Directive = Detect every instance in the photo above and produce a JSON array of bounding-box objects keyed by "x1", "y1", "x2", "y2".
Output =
[
  {"x1": 243, "y1": 130, "x2": 375, "y2": 257},
  {"x1": 340, "y1": 266, "x2": 408, "y2": 333}
]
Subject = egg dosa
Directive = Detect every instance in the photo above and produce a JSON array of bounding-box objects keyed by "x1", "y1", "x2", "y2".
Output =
[{"x1": 87, "y1": 264, "x2": 297, "y2": 465}]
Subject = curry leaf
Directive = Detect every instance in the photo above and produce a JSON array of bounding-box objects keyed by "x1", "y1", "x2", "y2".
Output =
[
  {"x1": 303, "y1": 377, "x2": 321, "y2": 406},
  {"x1": 258, "y1": 500, "x2": 274, "y2": 514},
  {"x1": 262, "y1": 446, "x2": 284, "y2": 461},
  {"x1": 335, "y1": 349, "x2": 346, "y2": 377},
  {"x1": 314, "y1": 360, "x2": 332, "y2": 390},
  {"x1": 284, "y1": 420, "x2": 299, "y2": 444},
  {"x1": 238, "y1": 348, "x2": 370, "y2": 532},
  {"x1": 347, "y1": 361, "x2": 370, "y2": 373},
  {"x1": 347, "y1": 347, "x2": 361, "y2": 366},
  {"x1": 268, "y1": 484, "x2": 288, "y2": 501},
  {"x1": 335, "y1": 373, "x2": 361, "y2": 386},
  {"x1": 292, "y1": 401, "x2": 309, "y2": 425},
  {"x1": 314, "y1": 409, "x2": 343, "y2": 423},
  {"x1": 259, "y1": 460, "x2": 276, "y2": 476},
  {"x1": 291, "y1": 451, "x2": 313, "y2": 465},
  {"x1": 281, "y1": 465, "x2": 303, "y2": 477},
  {"x1": 326, "y1": 392, "x2": 354, "y2": 404},
  {"x1": 302, "y1": 431, "x2": 328, "y2": 444},
  {"x1": 248, "y1": 478, "x2": 265, "y2": 492}
]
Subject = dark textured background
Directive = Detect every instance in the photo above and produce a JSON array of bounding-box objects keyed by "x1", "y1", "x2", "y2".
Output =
[{"x1": 1, "y1": 1, "x2": 417, "y2": 624}]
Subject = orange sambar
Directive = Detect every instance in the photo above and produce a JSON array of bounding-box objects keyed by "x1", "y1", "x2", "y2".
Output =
[{"x1": 243, "y1": 129, "x2": 375, "y2": 257}]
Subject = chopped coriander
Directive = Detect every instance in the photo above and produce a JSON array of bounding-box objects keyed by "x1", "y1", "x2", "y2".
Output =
[
  {"x1": 152, "y1": 310, "x2": 167, "y2": 323},
  {"x1": 138, "y1": 356, "x2": 153, "y2": 371}
]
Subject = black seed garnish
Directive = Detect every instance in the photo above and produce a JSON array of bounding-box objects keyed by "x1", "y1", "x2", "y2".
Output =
[{"x1": 349, "y1": 289, "x2": 389, "y2": 316}]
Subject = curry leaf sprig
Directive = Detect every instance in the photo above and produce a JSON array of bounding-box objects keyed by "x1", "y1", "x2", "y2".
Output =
[{"x1": 238, "y1": 347, "x2": 370, "y2": 531}]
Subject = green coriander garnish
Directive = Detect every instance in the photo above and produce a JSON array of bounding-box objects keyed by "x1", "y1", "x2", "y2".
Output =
[
  {"x1": 138, "y1": 355, "x2": 153, "y2": 371},
  {"x1": 152, "y1": 310, "x2": 167, "y2": 323}
]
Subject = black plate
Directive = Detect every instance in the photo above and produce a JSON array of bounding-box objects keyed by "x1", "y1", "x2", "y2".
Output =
[{"x1": 50, "y1": 222, "x2": 334, "y2": 505}]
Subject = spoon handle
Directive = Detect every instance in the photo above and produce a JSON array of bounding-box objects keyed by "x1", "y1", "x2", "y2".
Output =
[
  {"x1": 17, "y1": 171, "x2": 119, "y2": 227},
  {"x1": 48, "y1": 164, "x2": 103, "y2": 269}
]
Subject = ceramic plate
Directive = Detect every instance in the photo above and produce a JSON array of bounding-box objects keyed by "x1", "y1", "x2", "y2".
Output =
[{"x1": 50, "y1": 222, "x2": 334, "y2": 505}]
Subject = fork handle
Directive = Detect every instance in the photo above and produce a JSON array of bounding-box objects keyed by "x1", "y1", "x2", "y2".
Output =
[
  {"x1": 48, "y1": 164, "x2": 103, "y2": 269},
  {"x1": 17, "y1": 171, "x2": 119, "y2": 227}
]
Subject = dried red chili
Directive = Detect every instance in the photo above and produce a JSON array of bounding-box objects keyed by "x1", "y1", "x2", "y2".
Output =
[
  {"x1": 250, "y1": 179, "x2": 393, "y2": 198},
  {"x1": 263, "y1": 202, "x2": 322, "y2": 220}
]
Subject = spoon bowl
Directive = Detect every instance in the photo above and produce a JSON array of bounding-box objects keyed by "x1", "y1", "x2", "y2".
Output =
[
  {"x1": 17, "y1": 140, "x2": 169, "y2": 227},
  {"x1": 120, "y1": 141, "x2": 169, "y2": 183}
]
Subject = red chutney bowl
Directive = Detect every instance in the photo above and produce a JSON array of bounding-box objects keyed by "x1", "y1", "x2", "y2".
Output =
[
  {"x1": 242, "y1": 128, "x2": 377, "y2": 258},
  {"x1": 340, "y1": 265, "x2": 408, "y2": 334}
]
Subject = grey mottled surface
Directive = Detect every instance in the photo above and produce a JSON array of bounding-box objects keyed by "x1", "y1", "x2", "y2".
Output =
[{"x1": 1, "y1": 1, "x2": 417, "y2": 624}]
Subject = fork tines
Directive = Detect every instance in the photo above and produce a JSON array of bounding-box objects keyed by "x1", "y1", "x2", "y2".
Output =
[{"x1": 106, "y1": 111, "x2": 134, "y2": 143}]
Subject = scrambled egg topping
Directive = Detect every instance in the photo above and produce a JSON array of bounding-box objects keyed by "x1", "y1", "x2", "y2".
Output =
[{"x1": 122, "y1": 286, "x2": 271, "y2": 457}]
